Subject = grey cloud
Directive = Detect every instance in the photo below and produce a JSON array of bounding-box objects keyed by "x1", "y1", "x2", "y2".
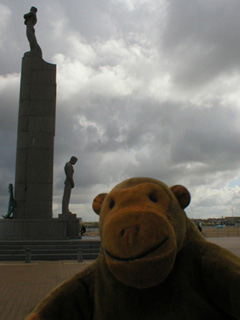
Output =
[
  {"x1": 0, "y1": 85, "x2": 19, "y2": 170},
  {"x1": 170, "y1": 105, "x2": 240, "y2": 169},
  {"x1": 161, "y1": 0, "x2": 240, "y2": 87},
  {"x1": 1, "y1": 0, "x2": 240, "y2": 220},
  {"x1": 55, "y1": 95, "x2": 240, "y2": 186}
]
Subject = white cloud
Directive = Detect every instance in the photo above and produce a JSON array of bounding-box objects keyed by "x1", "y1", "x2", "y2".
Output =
[
  {"x1": 111, "y1": 0, "x2": 151, "y2": 12},
  {"x1": 56, "y1": 57, "x2": 136, "y2": 101},
  {"x1": 189, "y1": 183, "x2": 240, "y2": 219},
  {"x1": 54, "y1": 54, "x2": 94, "y2": 100},
  {"x1": 0, "y1": 73, "x2": 19, "y2": 92}
]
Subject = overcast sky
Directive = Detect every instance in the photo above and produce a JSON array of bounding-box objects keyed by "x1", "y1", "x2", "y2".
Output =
[{"x1": 0, "y1": 0, "x2": 240, "y2": 221}]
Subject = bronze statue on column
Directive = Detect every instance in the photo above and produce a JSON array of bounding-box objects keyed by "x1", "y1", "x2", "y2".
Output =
[{"x1": 23, "y1": 7, "x2": 42, "y2": 57}]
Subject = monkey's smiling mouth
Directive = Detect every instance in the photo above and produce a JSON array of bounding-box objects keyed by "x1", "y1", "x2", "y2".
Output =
[{"x1": 105, "y1": 237, "x2": 169, "y2": 262}]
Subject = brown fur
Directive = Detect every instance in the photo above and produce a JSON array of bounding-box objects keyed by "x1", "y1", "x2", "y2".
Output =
[{"x1": 26, "y1": 178, "x2": 240, "y2": 320}]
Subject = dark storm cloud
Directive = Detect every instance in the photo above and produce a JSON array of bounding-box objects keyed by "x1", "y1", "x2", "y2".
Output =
[
  {"x1": 97, "y1": 99, "x2": 240, "y2": 182},
  {"x1": 161, "y1": 0, "x2": 240, "y2": 87}
]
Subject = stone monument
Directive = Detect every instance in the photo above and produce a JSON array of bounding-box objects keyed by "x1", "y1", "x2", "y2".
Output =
[
  {"x1": 0, "y1": 8, "x2": 80, "y2": 240},
  {"x1": 14, "y1": 7, "x2": 55, "y2": 220}
]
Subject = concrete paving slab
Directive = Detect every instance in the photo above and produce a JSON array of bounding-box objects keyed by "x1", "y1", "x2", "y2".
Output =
[{"x1": 206, "y1": 236, "x2": 240, "y2": 257}]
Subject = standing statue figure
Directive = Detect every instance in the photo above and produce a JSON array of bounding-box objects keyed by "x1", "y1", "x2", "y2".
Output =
[
  {"x1": 2, "y1": 184, "x2": 16, "y2": 219},
  {"x1": 62, "y1": 156, "x2": 78, "y2": 215},
  {"x1": 23, "y1": 7, "x2": 42, "y2": 57}
]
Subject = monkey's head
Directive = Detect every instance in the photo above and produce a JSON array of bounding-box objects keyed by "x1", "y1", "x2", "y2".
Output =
[{"x1": 92, "y1": 177, "x2": 191, "y2": 289}]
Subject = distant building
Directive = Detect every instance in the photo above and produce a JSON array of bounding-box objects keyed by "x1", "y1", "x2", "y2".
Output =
[{"x1": 192, "y1": 216, "x2": 240, "y2": 227}]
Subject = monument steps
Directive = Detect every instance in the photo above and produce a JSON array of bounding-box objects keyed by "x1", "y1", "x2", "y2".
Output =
[{"x1": 0, "y1": 239, "x2": 101, "y2": 261}]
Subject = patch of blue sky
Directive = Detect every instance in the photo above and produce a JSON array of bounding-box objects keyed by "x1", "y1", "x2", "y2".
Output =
[{"x1": 228, "y1": 178, "x2": 240, "y2": 188}]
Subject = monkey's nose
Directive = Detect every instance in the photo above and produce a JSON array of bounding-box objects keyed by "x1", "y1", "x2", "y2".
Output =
[
  {"x1": 120, "y1": 225, "x2": 140, "y2": 256},
  {"x1": 120, "y1": 225, "x2": 140, "y2": 237}
]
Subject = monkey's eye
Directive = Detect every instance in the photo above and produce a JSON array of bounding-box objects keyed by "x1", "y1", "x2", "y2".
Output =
[
  {"x1": 109, "y1": 200, "x2": 115, "y2": 209},
  {"x1": 149, "y1": 193, "x2": 158, "y2": 203}
]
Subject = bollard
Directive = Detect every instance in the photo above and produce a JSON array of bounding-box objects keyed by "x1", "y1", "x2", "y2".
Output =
[
  {"x1": 78, "y1": 248, "x2": 83, "y2": 263},
  {"x1": 25, "y1": 248, "x2": 31, "y2": 263}
]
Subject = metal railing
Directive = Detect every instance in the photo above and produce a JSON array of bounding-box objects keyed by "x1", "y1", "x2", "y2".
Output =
[{"x1": 203, "y1": 227, "x2": 240, "y2": 238}]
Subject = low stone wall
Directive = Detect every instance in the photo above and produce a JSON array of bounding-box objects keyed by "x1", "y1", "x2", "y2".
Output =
[{"x1": 0, "y1": 218, "x2": 80, "y2": 240}]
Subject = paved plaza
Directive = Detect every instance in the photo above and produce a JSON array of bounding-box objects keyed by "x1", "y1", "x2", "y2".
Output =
[
  {"x1": 0, "y1": 237, "x2": 239, "y2": 320},
  {"x1": 0, "y1": 260, "x2": 93, "y2": 320}
]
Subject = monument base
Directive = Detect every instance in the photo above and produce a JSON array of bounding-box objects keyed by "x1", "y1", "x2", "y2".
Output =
[{"x1": 0, "y1": 217, "x2": 81, "y2": 240}]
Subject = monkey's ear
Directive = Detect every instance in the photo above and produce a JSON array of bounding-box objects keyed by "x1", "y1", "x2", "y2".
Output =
[
  {"x1": 92, "y1": 193, "x2": 108, "y2": 215},
  {"x1": 170, "y1": 185, "x2": 191, "y2": 209}
]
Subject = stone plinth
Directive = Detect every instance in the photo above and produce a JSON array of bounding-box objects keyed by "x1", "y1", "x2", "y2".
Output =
[
  {"x1": 58, "y1": 214, "x2": 82, "y2": 240},
  {"x1": 14, "y1": 56, "x2": 56, "y2": 219},
  {"x1": 0, "y1": 218, "x2": 81, "y2": 240}
]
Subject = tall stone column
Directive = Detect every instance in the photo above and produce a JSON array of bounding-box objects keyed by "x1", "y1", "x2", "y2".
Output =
[
  {"x1": 0, "y1": 8, "x2": 81, "y2": 239},
  {"x1": 14, "y1": 56, "x2": 56, "y2": 219}
]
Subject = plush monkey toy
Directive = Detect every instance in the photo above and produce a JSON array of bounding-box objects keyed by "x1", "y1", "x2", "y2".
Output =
[{"x1": 26, "y1": 178, "x2": 240, "y2": 320}]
